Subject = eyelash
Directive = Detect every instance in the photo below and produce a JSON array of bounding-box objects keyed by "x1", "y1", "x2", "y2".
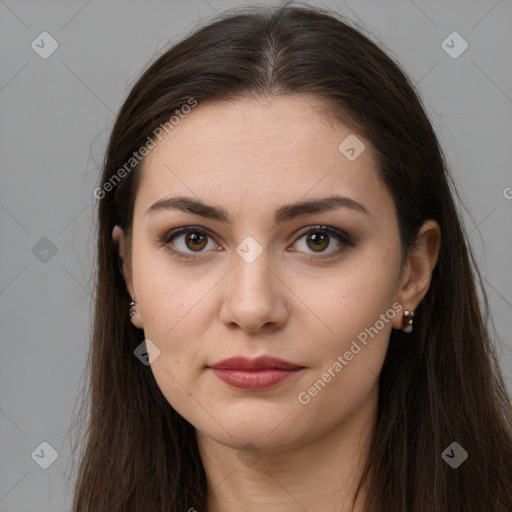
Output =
[{"x1": 160, "y1": 225, "x2": 354, "y2": 261}]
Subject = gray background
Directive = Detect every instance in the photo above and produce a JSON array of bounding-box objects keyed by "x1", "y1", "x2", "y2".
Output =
[{"x1": 1, "y1": 0, "x2": 511, "y2": 510}]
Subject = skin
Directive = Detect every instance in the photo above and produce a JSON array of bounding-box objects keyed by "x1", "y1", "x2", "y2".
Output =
[{"x1": 113, "y1": 94, "x2": 441, "y2": 512}]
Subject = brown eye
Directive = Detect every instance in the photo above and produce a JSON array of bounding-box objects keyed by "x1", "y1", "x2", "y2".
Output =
[
  {"x1": 184, "y1": 231, "x2": 208, "y2": 251},
  {"x1": 292, "y1": 225, "x2": 353, "y2": 257},
  {"x1": 305, "y1": 231, "x2": 329, "y2": 252},
  {"x1": 164, "y1": 227, "x2": 219, "y2": 259}
]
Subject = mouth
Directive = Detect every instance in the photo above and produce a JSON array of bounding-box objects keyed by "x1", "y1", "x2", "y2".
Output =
[{"x1": 207, "y1": 356, "x2": 305, "y2": 390}]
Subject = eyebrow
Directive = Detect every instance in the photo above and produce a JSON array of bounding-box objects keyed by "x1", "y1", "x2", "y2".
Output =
[{"x1": 145, "y1": 194, "x2": 369, "y2": 224}]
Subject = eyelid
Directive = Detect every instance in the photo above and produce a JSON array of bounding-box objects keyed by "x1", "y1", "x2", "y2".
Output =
[
  {"x1": 161, "y1": 226, "x2": 221, "y2": 260},
  {"x1": 292, "y1": 224, "x2": 354, "y2": 247}
]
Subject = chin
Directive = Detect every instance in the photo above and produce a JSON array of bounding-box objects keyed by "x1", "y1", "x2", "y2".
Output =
[{"x1": 197, "y1": 415, "x2": 305, "y2": 453}]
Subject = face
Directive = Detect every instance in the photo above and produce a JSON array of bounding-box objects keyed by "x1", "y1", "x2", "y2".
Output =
[{"x1": 116, "y1": 94, "x2": 408, "y2": 452}]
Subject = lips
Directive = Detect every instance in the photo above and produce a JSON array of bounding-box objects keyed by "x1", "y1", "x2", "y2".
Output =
[
  {"x1": 207, "y1": 356, "x2": 305, "y2": 390},
  {"x1": 208, "y1": 356, "x2": 303, "y2": 371}
]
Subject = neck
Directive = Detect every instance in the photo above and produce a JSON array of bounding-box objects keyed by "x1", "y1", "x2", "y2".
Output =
[{"x1": 197, "y1": 383, "x2": 378, "y2": 512}]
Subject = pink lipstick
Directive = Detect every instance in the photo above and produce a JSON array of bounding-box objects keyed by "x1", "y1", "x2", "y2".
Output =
[{"x1": 208, "y1": 356, "x2": 305, "y2": 390}]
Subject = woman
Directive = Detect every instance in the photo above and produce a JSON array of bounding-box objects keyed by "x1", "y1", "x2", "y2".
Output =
[{"x1": 71, "y1": 2, "x2": 512, "y2": 511}]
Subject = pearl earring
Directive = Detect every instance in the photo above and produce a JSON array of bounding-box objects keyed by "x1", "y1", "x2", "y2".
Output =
[{"x1": 403, "y1": 309, "x2": 415, "y2": 333}]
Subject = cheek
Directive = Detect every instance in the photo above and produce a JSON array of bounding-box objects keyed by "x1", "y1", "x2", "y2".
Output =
[
  {"x1": 292, "y1": 274, "x2": 395, "y2": 432},
  {"x1": 133, "y1": 245, "x2": 218, "y2": 337},
  {"x1": 296, "y1": 276, "x2": 393, "y2": 398},
  {"x1": 293, "y1": 253, "x2": 399, "y2": 346},
  {"x1": 287, "y1": 250, "x2": 399, "y2": 396},
  {"x1": 140, "y1": 296, "x2": 212, "y2": 423}
]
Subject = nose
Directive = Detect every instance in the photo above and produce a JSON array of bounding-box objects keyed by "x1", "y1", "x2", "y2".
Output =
[{"x1": 219, "y1": 250, "x2": 289, "y2": 334}]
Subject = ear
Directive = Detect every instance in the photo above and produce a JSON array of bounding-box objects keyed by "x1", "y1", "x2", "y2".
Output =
[
  {"x1": 112, "y1": 225, "x2": 143, "y2": 329},
  {"x1": 392, "y1": 219, "x2": 441, "y2": 330}
]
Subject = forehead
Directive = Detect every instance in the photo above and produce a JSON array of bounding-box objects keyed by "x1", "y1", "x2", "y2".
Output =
[
  {"x1": 144, "y1": 94, "x2": 369, "y2": 163},
  {"x1": 135, "y1": 94, "x2": 390, "y2": 223}
]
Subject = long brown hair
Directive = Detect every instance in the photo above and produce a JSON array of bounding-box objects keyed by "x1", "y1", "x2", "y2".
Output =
[{"x1": 69, "y1": 2, "x2": 512, "y2": 510}]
